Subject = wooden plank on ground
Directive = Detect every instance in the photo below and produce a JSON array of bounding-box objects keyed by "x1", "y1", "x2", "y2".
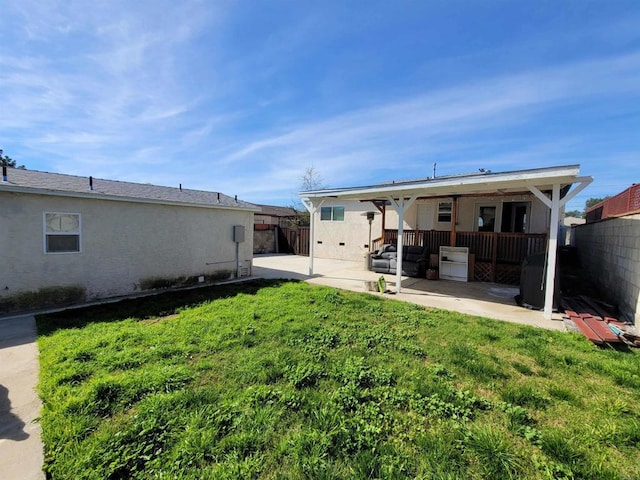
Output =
[
  {"x1": 583, "y1": 317, "x2": 620, "y2": 343},
  {"x1": 565, "y1": 310, "x2": 605, "y2": 344}
]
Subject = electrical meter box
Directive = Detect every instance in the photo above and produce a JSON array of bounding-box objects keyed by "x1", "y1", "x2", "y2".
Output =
[{"x1": 233, "y1": 225, "x2": 245, "y2": 243}]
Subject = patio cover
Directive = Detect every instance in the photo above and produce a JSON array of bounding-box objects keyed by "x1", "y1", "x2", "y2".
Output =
[{"x1": 300, "y1": 164, "x2": 592, "y2": 320}]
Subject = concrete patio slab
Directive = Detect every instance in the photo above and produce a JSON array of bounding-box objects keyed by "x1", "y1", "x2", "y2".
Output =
[
  {"x1": 253, "y1": 254, "x2": 565, "y2": 331},
  {"x1": 0, "y1": 314, "x2": 45, "y2": 480}
]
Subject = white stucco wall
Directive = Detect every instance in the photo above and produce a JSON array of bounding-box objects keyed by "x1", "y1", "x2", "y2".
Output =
[
  {"x1": 384, "y1": 195, "x2": 549, "y2": 233},
  {"x1": 574, "y1": 214, "x2": 640, "y2": 325},
  {"x1": 0, "y1": 191, "x2": 254, "y2": 303},
  {"x1": 312, "y1": 200, "x2": 383, "y2": 261},
  {"x1": 310, "y1": 194, "x2": 551, "y2": 262}
]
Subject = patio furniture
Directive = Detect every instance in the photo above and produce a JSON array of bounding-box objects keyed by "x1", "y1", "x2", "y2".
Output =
[{"x1": 370, "y1": 244, "x2": 429, "y2": 277}]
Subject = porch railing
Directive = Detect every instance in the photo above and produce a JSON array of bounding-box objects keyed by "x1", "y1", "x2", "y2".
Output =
[{"x1": 380, "y1": 229, "x2": 547, "y2": 284}]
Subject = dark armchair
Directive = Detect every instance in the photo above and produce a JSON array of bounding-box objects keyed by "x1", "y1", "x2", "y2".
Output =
[{"x1": 370, "y1": 244, "x2": 428, "y2": 277}]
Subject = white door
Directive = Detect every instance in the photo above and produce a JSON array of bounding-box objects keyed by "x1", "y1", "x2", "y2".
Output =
[{"x1": 416, "y1": 203, "x2": 434, "y2": 230}]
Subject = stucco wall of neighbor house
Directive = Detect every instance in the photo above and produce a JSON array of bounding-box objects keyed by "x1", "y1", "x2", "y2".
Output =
[
  {"x1": 313, "y1": 199, "x2": 383, "y2": 261},
  {"x1": 0, "y1": 191, "x2": 254, "y2": 303},
  {"x1": 254, "y1": 214, "x2": 276, "y2": 225},
  {"x1": 384, "y1": 195, "x2": 549, "y2": 233},
  {"x1": 574, "y1": 214, "x2": 640, "y2": 325}
]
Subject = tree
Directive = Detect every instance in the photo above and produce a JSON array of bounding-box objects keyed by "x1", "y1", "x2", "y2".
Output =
[
  {"x1": 290, "y1": 166, "x2": 327, "y2": 226},
  {"x1": 300, "y1": 165, "x2": 325, "y2": 192},
  {"x1": 585, "y1": 197, "x2": 609, "y2": 209},
  {"x1": 564, "y1": 210, "x2": 584, "y2": 219},
  {"x1": 0, "y1": 149, "x2": 26, "y2": 169}
]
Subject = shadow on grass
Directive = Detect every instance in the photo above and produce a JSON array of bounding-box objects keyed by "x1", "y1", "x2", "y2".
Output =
[{"x1": 36, "y1": 278, "x2": 296, "y2": 336}]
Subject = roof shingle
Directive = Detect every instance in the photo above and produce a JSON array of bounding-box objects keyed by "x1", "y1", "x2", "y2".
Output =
[{"x1": 0, "y1": 167, "x2": 257, "y2": 211}]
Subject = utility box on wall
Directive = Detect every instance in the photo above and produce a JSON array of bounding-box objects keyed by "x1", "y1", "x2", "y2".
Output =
[{"x1": 233, "y1": 225, "x2": 245, "y2": 243}]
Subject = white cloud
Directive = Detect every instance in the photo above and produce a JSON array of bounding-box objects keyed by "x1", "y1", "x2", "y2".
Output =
[
  {"x1": 2, "y1": 2, "x2": 639, "y2": 205},
  {"x1": 211, "y1": 50, "x2": 640, "y2": 188}
]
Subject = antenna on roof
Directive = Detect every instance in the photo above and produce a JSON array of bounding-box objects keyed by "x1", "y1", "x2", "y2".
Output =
[
  {"x1": 179, "y1": 183, "x2": 182, "y2": 191},
  {"x1": 234, "y1": 195, "x2": 237, "y2": 203},
  {"x1": 433, "y1": 162, "x2": 437, "y2": 179},
  {"x1": 217, "y1": 192, "x2": 220, "y2": 203},
  {"x1": 89, "y1": 176, "x2": 93, "y2": 190}
]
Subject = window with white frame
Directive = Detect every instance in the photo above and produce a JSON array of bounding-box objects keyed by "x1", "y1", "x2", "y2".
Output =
[
  {"x1": 44, "y1": 213, "x2": 81, "y2": 253},
  {"x1": 437, "y1": 202, "x2": 452, "y2": 223},
  {"x1": 320, "y1": 206, "x2": 345, "y2": 221}
]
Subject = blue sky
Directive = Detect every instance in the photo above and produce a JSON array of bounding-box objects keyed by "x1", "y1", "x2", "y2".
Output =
[{"x1": 1, "y1": 1, "x2": 639, "y2": 212}]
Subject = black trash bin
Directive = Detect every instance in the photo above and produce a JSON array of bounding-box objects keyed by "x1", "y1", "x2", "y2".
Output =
[{"x1": 517, "y1": 252, "x2": 560, "y2": 310}]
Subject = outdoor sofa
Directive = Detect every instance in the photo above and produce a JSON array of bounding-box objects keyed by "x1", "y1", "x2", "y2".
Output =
[{"x1": 370, "y1": 244, "x2": 429, "y2": 277}]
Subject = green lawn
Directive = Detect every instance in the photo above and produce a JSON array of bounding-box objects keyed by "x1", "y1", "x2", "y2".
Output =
[{"x1": 36, "y1": 279, "x2": 640, "y2": 479}]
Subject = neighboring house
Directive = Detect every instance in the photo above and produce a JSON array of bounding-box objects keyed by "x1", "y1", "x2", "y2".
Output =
[
  {"x1": 0, "y1": 167, "x2": 257, "y2": 312},
  {"x1": 562, "y1": 215, "x2": 585, "y2": 246},
  {"x1": 585, "y1": 183, "x2": 640, "y2": 222},
  {"x1": 253, "y1": 204, "x2": 302, "y2": 254},
  {"x1": 575, "y1": 184, "x2": 640, "y2": 325},
  {"x1": 254, "y1": 204, "x2": 300, "y2": 228}
]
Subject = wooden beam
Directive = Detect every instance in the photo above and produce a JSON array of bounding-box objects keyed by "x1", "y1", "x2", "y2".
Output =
[{"x1": 450, "y1": 196, "x2": 458, "y2": 247}]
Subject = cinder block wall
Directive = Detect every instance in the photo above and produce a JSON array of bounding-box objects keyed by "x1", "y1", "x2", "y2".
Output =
[
  {"x1": 254, "y1": 230, "x2": 276, "y2": 254},
  {"x1": 574, "y1": 214, "x2": 640, "y2": 325}
]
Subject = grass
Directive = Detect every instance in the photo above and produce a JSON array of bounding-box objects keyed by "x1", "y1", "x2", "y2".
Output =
[{"x1": 36, "y1": 279, "x2": 640, "y2": 479}]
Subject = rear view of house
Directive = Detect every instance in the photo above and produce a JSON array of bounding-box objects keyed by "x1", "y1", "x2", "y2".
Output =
[{"x1": 0, "y1": 167, "x2": 257, "y2": 312}]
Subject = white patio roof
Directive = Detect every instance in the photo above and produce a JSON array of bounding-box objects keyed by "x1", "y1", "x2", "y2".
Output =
[
  {"x1": 300, "y1": 164, "x2": 585, "y2": 200},
  {"x1": 300, "y1": 164, "x2": 593, "y2": 321}
]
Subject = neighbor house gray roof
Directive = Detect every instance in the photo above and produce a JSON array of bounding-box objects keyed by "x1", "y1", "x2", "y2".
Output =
[
  {"x1": 0, "y1": 167, "x2": 258, "y2": 211},
  {"x1": 256, "y1": 204, "x2": 300, "y2": 217}
]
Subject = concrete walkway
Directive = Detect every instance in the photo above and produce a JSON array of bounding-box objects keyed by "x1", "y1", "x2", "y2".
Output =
[
  {"x1": 253, "y1": 254, "x2": 566, "y2": 331},
  {"x1": 0, "y1": 314, "x2": 45, "y2": 480}
]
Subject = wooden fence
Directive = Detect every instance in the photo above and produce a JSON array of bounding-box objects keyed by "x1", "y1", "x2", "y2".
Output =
[
  {"x1": 281, "y1": 227, "x2": 310, "y2": 256},
  {"x1": 377, "y1": 229, "x2": 547, "y2": 284}
]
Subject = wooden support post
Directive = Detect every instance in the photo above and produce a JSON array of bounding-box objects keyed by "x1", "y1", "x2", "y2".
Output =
[
  {"x1": 450, "y1": 196, "x2": 458, "y2": 247},
  {"x1": 491, "y1": 233, "x2": 498, "y2": 283}
]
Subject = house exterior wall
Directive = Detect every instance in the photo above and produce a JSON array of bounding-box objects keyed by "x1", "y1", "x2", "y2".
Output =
[
  {"x1": 574, "y1": 214, "x2": 640, "y2": 325},
  {"x1": 312, "y1": 199, "x2": 383, "y2": 261},
  {"x1": 255, "y1": 214, "x2": 278, "y2": 225},
  {"x1": 311, "y1": 194, "x2": 550, "y2": 262},
  {"x1": 0, "y1": 191, "x2": 254, "y2": 307},
  {"x1": 384, "y1": 195, "x2": 549, "y2": 233}
]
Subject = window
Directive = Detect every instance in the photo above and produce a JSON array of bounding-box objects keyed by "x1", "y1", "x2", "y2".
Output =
[
  {"x1": 477, "y1": 206, "x2": 496, "y2": 232},
  {"x1": 437, "y1": 202, "x2": 452, "y2": 223},
  {"x1": 320, "y1": 206, "x2": 345, "y2": 221},
  {"x1": 501, "y1": 202, "x2": 530, "y2": 233},
  {"x1": 44, "y1": 213, "x2": 81, "y2": 253}
]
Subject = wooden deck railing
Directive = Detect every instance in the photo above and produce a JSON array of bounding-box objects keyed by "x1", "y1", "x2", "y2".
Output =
[{"x1": 380, "y1": 229, "x2": 547, "y2": 284}]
